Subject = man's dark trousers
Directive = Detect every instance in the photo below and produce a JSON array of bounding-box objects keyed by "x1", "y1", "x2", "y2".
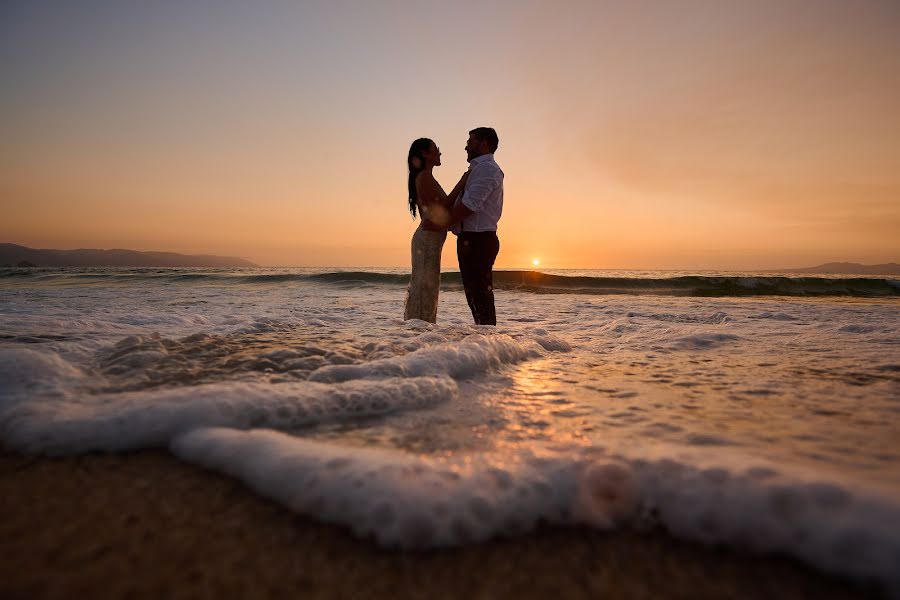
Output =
[{"x1": 457, "y1": 231, "x2": 500, "y2": 325}]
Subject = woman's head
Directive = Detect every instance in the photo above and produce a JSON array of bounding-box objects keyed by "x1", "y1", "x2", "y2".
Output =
[
  {"x1": 407, "y1": 138, "x2": 439, "y2": 217},
  {"x1": 408, "y1": 138, "x2": 440, "y2": 171}
]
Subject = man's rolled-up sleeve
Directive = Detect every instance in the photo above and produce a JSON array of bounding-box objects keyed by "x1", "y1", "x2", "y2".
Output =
[{"x1": 461, "y1": 166, "x2": 501, "y2": 212}]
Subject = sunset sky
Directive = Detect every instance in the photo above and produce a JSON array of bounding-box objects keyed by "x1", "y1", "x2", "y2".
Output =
[{"x1": 2, "y1": 1, "x2": 899, "y2": 269}]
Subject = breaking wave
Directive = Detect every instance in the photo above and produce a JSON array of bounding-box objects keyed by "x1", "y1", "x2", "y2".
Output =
[{"x1": 3, "y1": 267, "x2": 899, "y2": 297}]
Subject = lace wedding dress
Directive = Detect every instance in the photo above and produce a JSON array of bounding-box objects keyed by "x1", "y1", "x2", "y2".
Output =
[{"x1": 403, "y1": 224, "x2": 447, "y2": 323}]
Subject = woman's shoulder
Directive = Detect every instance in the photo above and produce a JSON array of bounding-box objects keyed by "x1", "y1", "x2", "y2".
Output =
[{"x1": 415, "y1": 171, "x2": 438, "y2": 192}]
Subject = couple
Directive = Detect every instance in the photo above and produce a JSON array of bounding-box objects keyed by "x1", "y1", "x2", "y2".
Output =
[{"x1": 403, "y1": 127, "x2": 503, "y2": 326}]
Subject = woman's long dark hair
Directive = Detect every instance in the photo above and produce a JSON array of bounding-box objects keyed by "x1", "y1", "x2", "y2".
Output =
[{"x1": 407, "y1": 138, "x2": 433, "y2": 218}]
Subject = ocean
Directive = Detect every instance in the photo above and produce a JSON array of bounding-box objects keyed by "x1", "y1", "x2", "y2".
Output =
[{"x1": 1, "y1": 267, "x2": 898, "y2": 589}]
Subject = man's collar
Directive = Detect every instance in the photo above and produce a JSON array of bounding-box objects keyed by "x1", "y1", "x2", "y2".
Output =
[{"x1": 470, "y1": 153, "x2": 494, "y2": 166}]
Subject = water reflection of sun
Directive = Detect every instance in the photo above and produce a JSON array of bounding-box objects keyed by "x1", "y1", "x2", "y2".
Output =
[{"x1": 505, "y1": 359, "x2": 591, "y2": 446}]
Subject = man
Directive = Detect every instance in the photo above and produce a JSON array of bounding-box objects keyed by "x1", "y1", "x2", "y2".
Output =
[{"x1": 449, "y1": 127, "x2": 504, "y2": 325}]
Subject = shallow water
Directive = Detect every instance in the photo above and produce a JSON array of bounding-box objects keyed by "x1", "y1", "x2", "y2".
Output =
[{"x1": 1, "y1": 268, "x2": 898, "y2": 588}]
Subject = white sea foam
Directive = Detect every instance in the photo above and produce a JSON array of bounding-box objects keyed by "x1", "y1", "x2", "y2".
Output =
[
  {"x1": 309, "y1": 333, "x2": 563, "y2": 383},
  {"x1": 0, "y1": 329, "x2": 569, "y2": 455},
  {"x1": 2, "y1": 270, "x2": 899, "y2": 591},
  {"x1": 172, "y1": 427, "x2": 900, "y2": 587},
  {"x1": 0, "y1": 348, "x2": 85, "y2": 407},
  {"x1": 1, "y1": 375, "x2": 457, "y2": 455}
]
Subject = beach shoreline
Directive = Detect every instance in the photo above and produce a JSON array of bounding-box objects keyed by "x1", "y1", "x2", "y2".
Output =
[{"x1": 0, "y1": 450, "x2": 881, "y2": 599}]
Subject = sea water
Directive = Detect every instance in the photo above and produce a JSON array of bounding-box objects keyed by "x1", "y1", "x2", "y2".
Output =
[{"x1": 1, "y1": 268, "x2": 898, "y2": 588}]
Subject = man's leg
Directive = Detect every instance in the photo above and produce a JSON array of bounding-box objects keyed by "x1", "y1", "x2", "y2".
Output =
[
  {"x1": 472, "y1": 233, "x2": 499, "y2": 325},
  {"x1": 457, "y1": 234, "x2": 478, "y2": 319},
  {"x1": 457, "y1": 232, "x2": 499, "y2": 325}
]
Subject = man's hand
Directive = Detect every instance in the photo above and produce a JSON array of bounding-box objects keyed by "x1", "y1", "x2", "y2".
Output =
[
  {"x1": 421, "y1": 218, "x2": 444, "y2": 232},
  {"x1": 450, "y1": 201, "x2": 474, "y2": 224}
]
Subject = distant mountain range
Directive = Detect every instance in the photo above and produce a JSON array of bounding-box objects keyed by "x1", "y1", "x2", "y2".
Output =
[
  {"x1": 776, "y1": 262, "x2": 900, "y2": 275},
  {"x1": 0, "y1": 243, "x2": 258, "y2": 268}
]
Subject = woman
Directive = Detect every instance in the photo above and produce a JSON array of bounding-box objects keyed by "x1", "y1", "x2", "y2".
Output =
[{"x1": 403, "y1": 138, "x2": 468, "y2": 323}]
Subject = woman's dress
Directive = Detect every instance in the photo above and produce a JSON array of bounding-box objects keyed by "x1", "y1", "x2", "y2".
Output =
[{"x1": 404, "y1": 215, "x2": 447, "y2": 323}]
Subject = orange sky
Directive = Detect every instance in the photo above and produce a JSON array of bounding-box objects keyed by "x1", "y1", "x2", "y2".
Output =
[{"x1": 2, "y1": 1, "x2": 898, "y2": 269}]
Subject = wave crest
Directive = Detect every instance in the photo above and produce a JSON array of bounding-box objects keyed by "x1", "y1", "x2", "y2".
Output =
[{"x1": 4, "y1": 268, "x2": 897, "y2": 297}]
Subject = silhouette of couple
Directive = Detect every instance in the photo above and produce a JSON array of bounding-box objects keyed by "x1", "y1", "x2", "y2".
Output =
[{"x1": 403, "y1": 127, "x2": 503, "y2": 326}]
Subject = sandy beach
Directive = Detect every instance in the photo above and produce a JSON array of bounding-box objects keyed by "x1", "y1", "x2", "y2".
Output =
[{"x1": 0, "y1": 450, "x2": 880, "y2": 600}]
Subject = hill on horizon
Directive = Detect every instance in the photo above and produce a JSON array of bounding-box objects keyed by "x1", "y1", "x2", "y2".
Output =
[
  {"x1": 777, "y1": 262, "x2": 900, "y2": 275},
  {"x1": 0, "y1": 243, "x2": 258, "y2": 268}
]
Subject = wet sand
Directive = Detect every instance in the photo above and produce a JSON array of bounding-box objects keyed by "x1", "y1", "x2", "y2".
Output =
[{"x1": 0, "y1": 450, "x2": 881, "y2": 599}]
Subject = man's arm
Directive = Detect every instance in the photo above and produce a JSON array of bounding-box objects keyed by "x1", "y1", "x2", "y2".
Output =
[
  {"x1": 447, "y1": 164, "x2": 500, "y2": 225},
  {"x1": 427, "y1": 196, "x2": 471, "y2": 230},
  {"x1": 450, "y1": 200, "x2": 474, "y2": 223},
  {"x1": 446, "y1": 171, "x2": 470, "y2": 205}
]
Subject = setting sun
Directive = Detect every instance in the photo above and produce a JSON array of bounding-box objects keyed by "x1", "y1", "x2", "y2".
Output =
[{"x1": 532, "y1": 259, "x2": 540, "y2": 267}]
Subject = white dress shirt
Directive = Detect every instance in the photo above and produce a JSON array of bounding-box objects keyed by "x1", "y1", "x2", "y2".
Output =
[{"x1": 453, "y1": 153, "x2": 504, "y2": 233}]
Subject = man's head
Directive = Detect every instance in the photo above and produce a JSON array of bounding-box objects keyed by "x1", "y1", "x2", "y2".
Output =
[{"x1": 465, "y1": 127, "x2": 499, "y2": 162}]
